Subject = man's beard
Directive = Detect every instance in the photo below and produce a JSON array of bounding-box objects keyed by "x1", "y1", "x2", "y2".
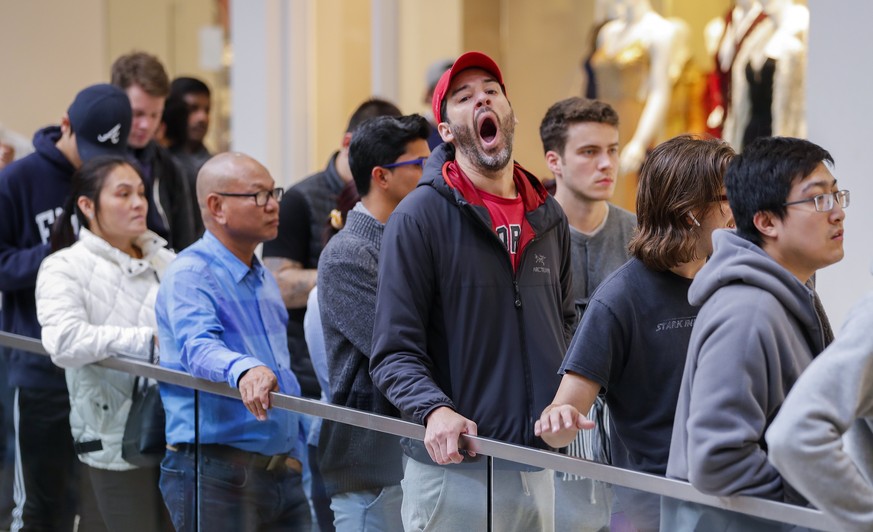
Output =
[{"x1": 449, "y1": 107, "x2": 515, "y2": 173}]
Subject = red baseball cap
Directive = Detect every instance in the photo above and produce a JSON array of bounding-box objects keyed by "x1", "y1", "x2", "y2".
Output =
[{"x1": 431, "y1": 51, "x2": 506, "y2": 125}]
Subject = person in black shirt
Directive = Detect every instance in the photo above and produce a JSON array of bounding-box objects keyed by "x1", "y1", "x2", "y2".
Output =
[{"x1": 536, "y1": 135, "x2": 736, "y2": 531}]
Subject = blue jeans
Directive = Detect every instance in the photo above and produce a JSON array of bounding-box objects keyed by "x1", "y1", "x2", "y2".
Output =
[
  {"x1": 159, "y1": 446, "x2": 311, "y2": 532},
  {"x1": 330, "y1": 485, "x2": 402, "y2": 532}
]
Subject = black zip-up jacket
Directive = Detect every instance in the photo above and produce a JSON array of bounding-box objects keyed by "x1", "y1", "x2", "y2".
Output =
[
  {"x1": 131, "y1": 141, "x2": 200, "y2": 252},
  {"x1": 370, "y1": 143, "x2": 575, "y2": 465}
]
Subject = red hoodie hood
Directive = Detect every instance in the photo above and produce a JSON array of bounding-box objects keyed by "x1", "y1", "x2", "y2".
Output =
[{"x1": 442, "y1": 159, "x2": 547, "y2": 213}]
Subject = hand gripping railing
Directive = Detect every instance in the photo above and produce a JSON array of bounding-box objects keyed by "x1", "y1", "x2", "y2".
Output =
[{"x1": 0, "y1": 330, "x2": 838, "y2": 531}]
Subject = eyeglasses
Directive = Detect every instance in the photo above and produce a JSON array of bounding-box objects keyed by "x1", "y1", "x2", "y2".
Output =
[
  {"x1": 712, "y1": 194, "x2": 728, "y2": 202},
  {"x1": 782, "y1": 190, "x2": 850, "y2": 212},
  {"x1": 381, "y1": 157, "x2": 428, "y2": 170},
  {"x1": 216, "y1": 187, "x2": 284, "y2": 207}
]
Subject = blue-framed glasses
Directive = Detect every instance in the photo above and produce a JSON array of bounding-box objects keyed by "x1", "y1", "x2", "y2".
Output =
[
  {"x1": 381, "y1": 157, "x2": 428, "y2": 170},
  {"x1": 216, "y1": 187, "x2": 284, "y2": 206},
  {"x1": 782, "y1": 190, "x2": 850, "y2": 212}
]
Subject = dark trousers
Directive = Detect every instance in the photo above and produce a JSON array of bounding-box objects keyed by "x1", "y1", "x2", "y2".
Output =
[
  {"x1": 88, "y1": 465, "x2": 172, "y2": 532},
  {"x1": 0, "y1": 353, "x2": 15, "y2": 529},
  {"x1": 159, "y1": 445, "x2": 311, "y2": 532},
  {"x1": 11, "y1": 387, "x2": 79, "y2": 532},
  {"x1": 308, "y1": 443, "x2": 336, "y2": 532}
]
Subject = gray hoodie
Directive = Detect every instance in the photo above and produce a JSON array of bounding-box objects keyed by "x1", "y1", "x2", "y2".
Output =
[
  {"x1": 767, "y1": 288, "x2": 873, "y2": 532},
  {"x1": 666, "y1": 229, "x2": 826, "y2": 503}
]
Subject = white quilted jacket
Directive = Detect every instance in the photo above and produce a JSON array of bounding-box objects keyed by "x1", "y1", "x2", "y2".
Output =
[{"x1": 35, "y1": 229, "x2": 175, "y2": 470}]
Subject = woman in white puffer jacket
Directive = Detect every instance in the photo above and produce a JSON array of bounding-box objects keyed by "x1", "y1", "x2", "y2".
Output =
[{"x1": 35, "y1": 155, "x2": 175, "y2": 531}]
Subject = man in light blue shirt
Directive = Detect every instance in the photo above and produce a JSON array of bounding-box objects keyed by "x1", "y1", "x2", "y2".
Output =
[{"x1": 156, "y1": 152, "x2": 310, "y2": 531}]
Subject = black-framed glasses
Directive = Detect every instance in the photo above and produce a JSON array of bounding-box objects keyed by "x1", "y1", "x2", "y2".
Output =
[
  {"x1": 381, "y1": 157, "x2": 428, "y2": 170},
  {"x1": 782, "y1": 190, "x2": 850, "y2": 212},
  {"x1": 216, "y1": 187, "x2": 284, "y2": 207}
]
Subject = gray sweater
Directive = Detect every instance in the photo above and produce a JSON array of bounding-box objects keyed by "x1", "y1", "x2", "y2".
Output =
[
  {"x1": 568, "y1": 203, "x2": 636, "y2": 315},
  {"x1": 316, "y1": 207, "x2": 402, "y2": 496},
  {"x1": 767, "y1": 290, "x2": 873, "y2": 532}
]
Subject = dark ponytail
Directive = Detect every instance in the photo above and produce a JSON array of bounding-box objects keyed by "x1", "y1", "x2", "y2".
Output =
[
  {"x1": 321, "y1": 180, "x2": 360, "y2": 246},
  {"x1": 51, "y1": 193, "x2": 79, "y2": 252}
]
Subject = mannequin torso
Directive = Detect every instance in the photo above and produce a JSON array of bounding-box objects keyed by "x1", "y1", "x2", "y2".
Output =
[
  {"x1": 703, "y1": 1, "x2": 766, "y2": 136},
  {"x1": 590, "y1": 0, "x2": 686, "y2": 210},
  {"x1": 725, "y1": 0, "x2": 808, "y2": 149}
]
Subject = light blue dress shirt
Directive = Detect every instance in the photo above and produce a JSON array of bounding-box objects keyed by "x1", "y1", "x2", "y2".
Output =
[
  {"x1": 156, "y1": 231, "x2": 303, "y2": 457},
  {"x1": 303, "y1": 286, "x2": 330, "y2": 446}
]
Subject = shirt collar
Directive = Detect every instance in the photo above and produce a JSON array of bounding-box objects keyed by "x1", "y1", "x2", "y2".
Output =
[
  {"x1": 353, "y1": 201, "x2": 374, "y2": 218},
  {"x1": 202, "y1": 230, "x2": 265, "y2": 284}
]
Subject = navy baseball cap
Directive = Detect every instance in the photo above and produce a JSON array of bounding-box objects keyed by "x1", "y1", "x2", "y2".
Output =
[{"x1": 67, "y1": 84, "x2": 132, "y2": 162}]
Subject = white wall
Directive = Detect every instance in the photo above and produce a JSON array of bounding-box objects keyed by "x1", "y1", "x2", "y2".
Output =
[
  {"x1": 808, "y1": 0, "x2": 873, "y2": 328},
  {"x1": 229, "y1": 0, "x2": 311, "y2": 187},
  {"x1": 0, "y1": 0, "x2": 106, "y2": 137}
]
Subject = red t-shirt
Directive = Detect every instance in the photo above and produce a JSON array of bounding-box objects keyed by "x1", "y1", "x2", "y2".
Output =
[
  {"x1": 479, "y1": 189, "x2": 533, "y2": 272},
  {"x1": 443, "y1": 161, "x2": 542, "y2": 273}
]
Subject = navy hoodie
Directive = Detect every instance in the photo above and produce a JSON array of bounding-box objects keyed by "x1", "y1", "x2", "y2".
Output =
[{"x1": 0, "y1": 126, "x2": 75, "y2": 389}]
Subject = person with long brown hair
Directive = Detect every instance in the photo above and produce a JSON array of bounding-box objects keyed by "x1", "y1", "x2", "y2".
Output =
[{"x1": 535, "y1": 135, "x2": 735, "y2": 531}]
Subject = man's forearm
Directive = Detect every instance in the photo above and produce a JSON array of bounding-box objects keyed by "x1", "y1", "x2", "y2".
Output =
[{"x1": 264, "y1": 257, "x2": 317, "y2": 309}]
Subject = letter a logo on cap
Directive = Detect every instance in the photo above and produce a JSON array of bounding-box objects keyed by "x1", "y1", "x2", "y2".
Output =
[{"x1": 97, "y1": 123, "x2": 122, "y2": 145}]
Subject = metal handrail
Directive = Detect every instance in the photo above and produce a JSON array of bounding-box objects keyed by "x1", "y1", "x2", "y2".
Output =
[{"x1": 0, "y1": 331, "x2": 837, "y2": 531}]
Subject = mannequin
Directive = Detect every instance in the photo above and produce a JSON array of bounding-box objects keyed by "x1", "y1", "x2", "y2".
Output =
[
  {"x1": 723, "y1": 0, "x2": 808, "y2": 150},
  {"x1": 581, "y1": 0, "x2": 622, "y2": 98},
  {"x1": 590, "y1": 0, "x2": 688, "y2": 210},
  {"x1": 702, "y1": 1, "x2": 767, "y2": 137}
]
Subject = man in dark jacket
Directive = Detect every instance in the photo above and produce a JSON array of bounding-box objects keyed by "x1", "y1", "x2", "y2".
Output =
[
  {"x1": 0, "y1": 83, "x2": 131, "y2": 531},
  {"x1": 370, "y1": 51, "x2": 575, "y2": 532},
  {"x1": 111, "y1": 51, "x2": 199, "y2": 251}
]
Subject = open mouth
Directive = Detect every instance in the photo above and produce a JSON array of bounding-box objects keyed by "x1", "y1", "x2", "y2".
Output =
[{"x1": 478, "y1": 114, "x2": 498, "y2": 145}]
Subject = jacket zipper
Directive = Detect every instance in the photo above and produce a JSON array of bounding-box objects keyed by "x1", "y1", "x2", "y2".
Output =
[
  {"x1": 460, "y1": 201, "x2": 544, "y2": 446},
  {"x1": 513, "y1": 234, "x2": 544, "y2": 446}
]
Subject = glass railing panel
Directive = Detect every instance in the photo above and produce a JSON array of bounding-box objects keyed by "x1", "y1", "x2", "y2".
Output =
[
  {"x1": 0, "y1": 333, "x2": 842, "y2": 532},
  {"x1": 659, "y1": 494, "x2": 807, "y2": 532},
  {"x1": 483, "y1": 457, "x2": 558, "y2": 532},
  {"x1": 491, "y1": 453, "x2": 833, "y2": 532},
  {"x1": 554, "y1": 468, "x2": 613, "y2": 531},
  {"x1": 314, "y1": 416, "x2": 405, "y2": 530},
  {"x1": 183, "y1": 389, "x2": 312, "y2": 531},
  {"x1": 297, "y1": 413, "x2": 490, "y2": 531}
]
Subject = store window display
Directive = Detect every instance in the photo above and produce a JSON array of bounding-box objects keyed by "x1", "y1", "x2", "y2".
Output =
[
  {"x1": 703, "y1": 1, "x2": 768, "y2": 138},
  {"x1": 722, "y1": 0, "x2": 809, "y2": 150},
  {"x1": 589, "y1": 0, "x2": 690, "y2": 210}
]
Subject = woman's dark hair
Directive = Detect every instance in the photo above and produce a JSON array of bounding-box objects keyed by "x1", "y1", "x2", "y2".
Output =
[
  {"x1": 161, "y1": 93, "x2": 189, "y2": 150},
  {"x1": 322, "y1": 180, "x2": 361, "y2": 246},
  {"x1": 50, "y1": 156, "x2": 143, "y2": 252}
]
